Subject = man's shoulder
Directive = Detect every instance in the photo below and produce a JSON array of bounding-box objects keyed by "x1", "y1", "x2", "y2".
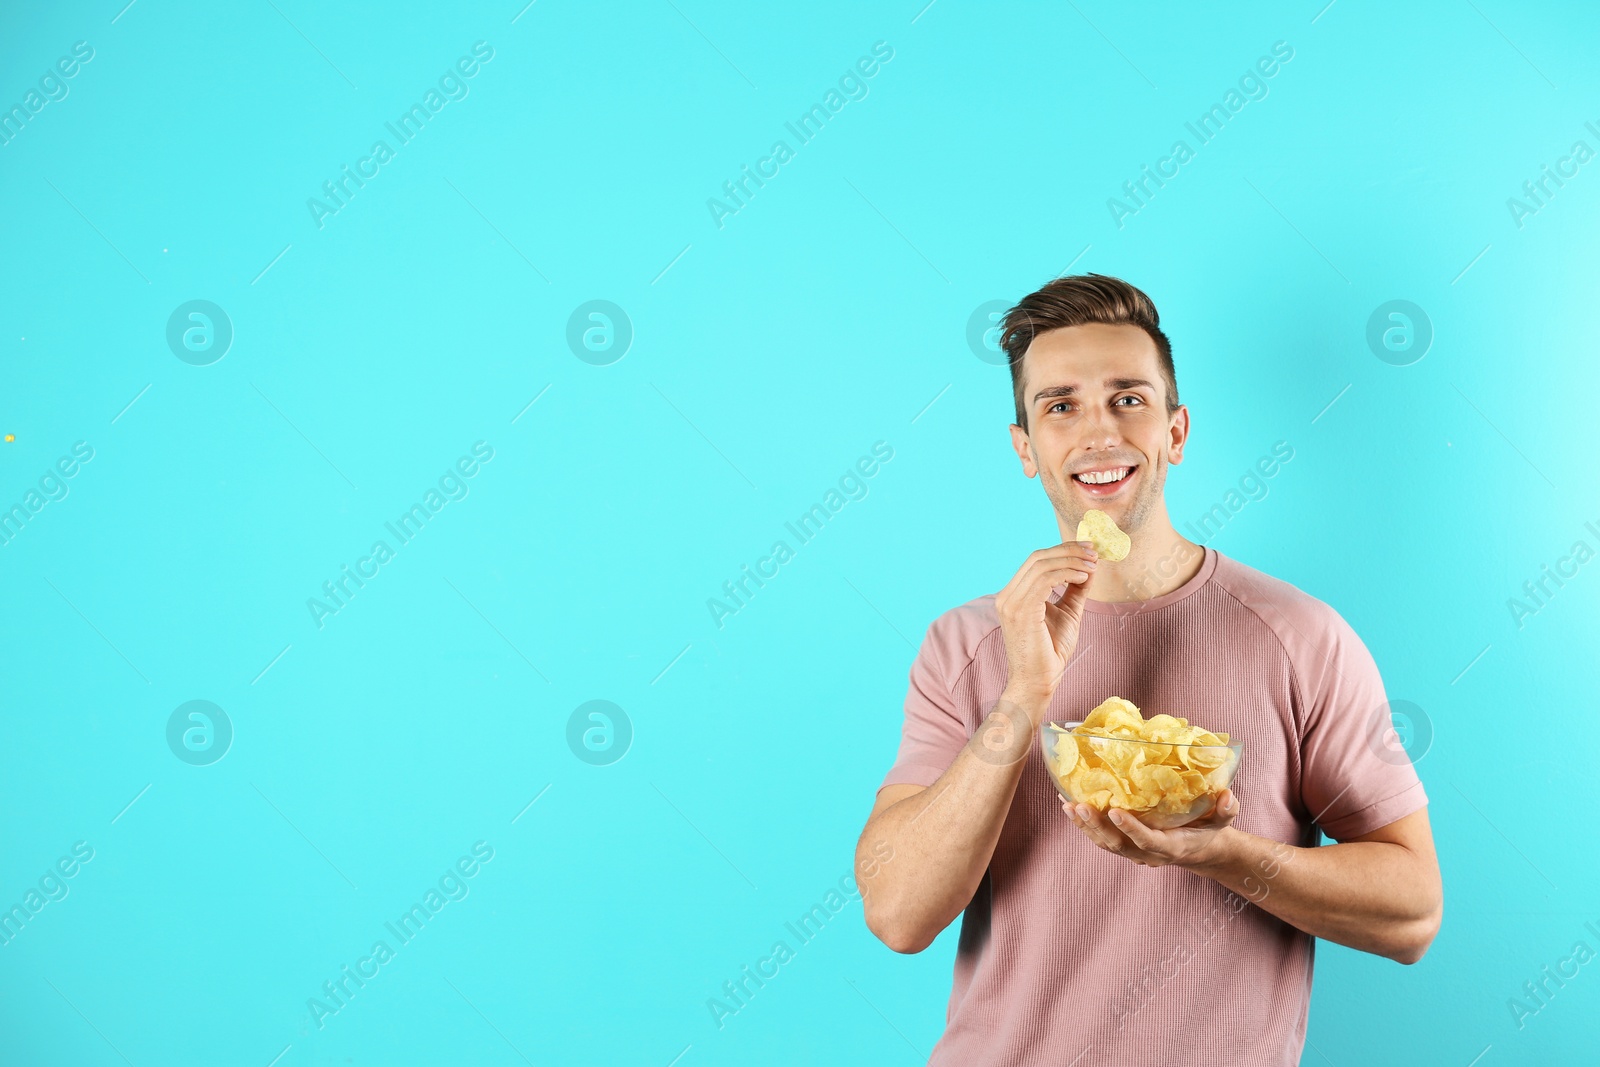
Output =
[
  {"x1": 919, "y1": 592, "x2": 1003, "y2": 677},
  {"x1": 1207, "y1": 550, "x2": 1308, "y2": 601},
  {"x1": 1208, "y1": 552, "x2": 1368, "y2": 672}
]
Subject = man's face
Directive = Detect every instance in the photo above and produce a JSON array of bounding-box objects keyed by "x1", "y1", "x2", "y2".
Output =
[{"x1": 1008, "y1": 323, "x2": 1188, "y2": 536}]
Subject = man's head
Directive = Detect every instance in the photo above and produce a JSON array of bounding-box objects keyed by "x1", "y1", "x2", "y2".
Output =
[{"x1": 1000, "y1": 274, "x2": 1188, "y2": 537}]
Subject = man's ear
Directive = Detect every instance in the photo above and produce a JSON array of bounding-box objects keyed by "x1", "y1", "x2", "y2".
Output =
[
  {"x1": 1167, "y1": 405, "x2": 1190, "y2": 465},
  {"x1": 1008, "y1": 423, "x2": 1038, "y2": 477}
]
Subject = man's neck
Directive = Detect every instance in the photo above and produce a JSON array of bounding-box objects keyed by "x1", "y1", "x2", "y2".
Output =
[{"x1": 1063, "y1": 511, "x2": 1205, "y2": 603}]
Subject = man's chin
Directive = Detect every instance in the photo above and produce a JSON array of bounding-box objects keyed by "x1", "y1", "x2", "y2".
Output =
[{"x1": 1072, "y1": 494, "x2": 1151, "y2": 537}]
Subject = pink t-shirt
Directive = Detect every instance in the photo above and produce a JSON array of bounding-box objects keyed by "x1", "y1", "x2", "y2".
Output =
[{"x1": 879, "y1": 548, "x2": 1428, "y2": 1067}]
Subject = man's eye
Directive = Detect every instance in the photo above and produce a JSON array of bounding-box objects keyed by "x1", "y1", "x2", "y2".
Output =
[
  {"x1": 1114, "y1": 395, "x2": 1143, "y2": 407},
  {"x1": 1049, "y1": 401, "x2": 1072, "y2": 413}
]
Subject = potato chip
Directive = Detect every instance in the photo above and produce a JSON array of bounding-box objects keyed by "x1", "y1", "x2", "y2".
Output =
[
  {"x1": 1129, "y1": 765, "x2": 1180, "y2": 811},
  {"x1": 1088, "y1": 734, "x2": 1143, "y2": 777},
  {"x1": 1158, "y1": 786, "x2": 1201, "y2": 814},
  {"x1": 1145, "y1": 713, "x2": 1190, "y2": 733},
  {"x1": 1053, "y1": 733, "x2": 1079, "y2": 775},
  {"x1": 1136, "y1": 737, "x2": 1174, "y2": 763},
  {"x1": 1076, "y1": 508, "x2": 1131, "y2": 562},
  {"x1": 1068, "y1": 767, "x2": 1118, "y2": 811},
  {"x1": 1133, "y1": 763, "x2": 1183, "y2": 796},
  {"x1": 1181, "y1": 734, "x2": 1230, "y2": 770},
  {"x1": 1103, "y1": 707, "x2": 1144, "y2": 734},
  {"x1": 1079, "y1": 696, "x2": 1139, "y2": 731}
]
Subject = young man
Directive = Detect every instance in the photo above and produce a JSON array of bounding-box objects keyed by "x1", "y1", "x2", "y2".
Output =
[{"x1": 854, "y1": 274, "x2": 1442, "y2": 1066}]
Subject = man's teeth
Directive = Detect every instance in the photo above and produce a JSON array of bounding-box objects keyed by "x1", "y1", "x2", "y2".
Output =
[{"x1": 1074, "y1": 467, "x2": 1131, "y2": 485}]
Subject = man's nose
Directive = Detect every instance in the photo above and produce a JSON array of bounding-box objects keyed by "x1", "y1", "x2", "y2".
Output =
[{"x1": 1079, "y1": 405, "x2": 1121, "y2": 452}]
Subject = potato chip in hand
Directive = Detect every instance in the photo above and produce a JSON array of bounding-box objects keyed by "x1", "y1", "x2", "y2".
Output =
[{"x1": 1076, "y1": 509, "x2": 1131, "y2": 562}]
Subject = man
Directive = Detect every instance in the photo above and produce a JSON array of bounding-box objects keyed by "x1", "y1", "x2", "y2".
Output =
[{"x1": 854, "y1": 274, "x2": 1442, "y2": 1066}]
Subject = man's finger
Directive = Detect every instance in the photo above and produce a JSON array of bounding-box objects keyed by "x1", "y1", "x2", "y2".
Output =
[
  {"x1": 998, "y1": 550, "x2": 1100, "y2": 601},
  {"x1": 1076, "y1": 805, "x2": 1133, "y2": 854},
  {"x1": 1028, "y1": 559, "x2": 1096, "y2": 598},
  {"x1": 1107, "y1": 809, "x2": 1163, "y2": 852},
  {"x1": 1185, "y1": 790, "x2": 1240, "y2": 830},
  {"x1": 1046, "y1": 575, "x2": 1094, "y2": 621},
  {"x1": 1000, "y1": 543, "x2": 1099, "y2": 598},
  {"x1": 1017, "y1": 556, "x2": 1094, "y2": 598}
]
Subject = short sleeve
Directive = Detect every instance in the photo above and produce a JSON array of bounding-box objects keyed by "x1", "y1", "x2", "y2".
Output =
[
  {"x1": 1297, "y1": 612, "x2": 1429, "y2": 841},
  {"x1": 879, "y1": 617, "x2": 972, "y2": 791}
]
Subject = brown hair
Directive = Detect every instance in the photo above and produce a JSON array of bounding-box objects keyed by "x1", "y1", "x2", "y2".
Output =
[{"x1": 999, "y1": 273, "x2": 1177, "y2": 430}]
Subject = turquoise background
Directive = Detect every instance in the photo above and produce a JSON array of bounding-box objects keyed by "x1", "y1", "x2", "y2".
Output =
[{"x1": 2, "y1": 0, "x2": 1597, "y2": 1063}]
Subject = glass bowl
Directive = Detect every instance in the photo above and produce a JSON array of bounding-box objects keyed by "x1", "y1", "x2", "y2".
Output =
[{"x1": 1041, "y1": 719, "x2": 1244, "y2": 829}]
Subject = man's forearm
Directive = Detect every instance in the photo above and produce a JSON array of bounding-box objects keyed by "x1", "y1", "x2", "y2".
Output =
[
  {"x1": 859, "y1": 691, "x2": 1044, "y2": 953},
  {"x1": 1183, "y1": 827, "x2": 1441, "y2": 963}
]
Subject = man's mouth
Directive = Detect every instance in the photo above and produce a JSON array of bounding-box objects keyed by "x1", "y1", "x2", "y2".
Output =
[{"x1": 1070, "y1": 465, "x2": 1137, "y2": 496}]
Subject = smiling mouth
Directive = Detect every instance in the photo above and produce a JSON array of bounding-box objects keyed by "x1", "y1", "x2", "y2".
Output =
[{"x1": 1072, "y1": 466, "x2": 1135, "y2": 487}]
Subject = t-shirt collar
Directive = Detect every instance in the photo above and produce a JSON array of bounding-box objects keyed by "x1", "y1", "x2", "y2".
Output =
[{"x1": 1081, "y1": 545, "x2": 1219, "y2": 616}]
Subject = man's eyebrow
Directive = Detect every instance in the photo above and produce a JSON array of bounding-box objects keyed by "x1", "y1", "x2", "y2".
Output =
[{"x1": 1031, "y1": 378, "x2": 1156, "y2": 404}]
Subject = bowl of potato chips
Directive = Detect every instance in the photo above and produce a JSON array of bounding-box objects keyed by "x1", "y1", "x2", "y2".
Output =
[{"x1": 1042, "y1": 696, "x2": 1242, "y2": 830}]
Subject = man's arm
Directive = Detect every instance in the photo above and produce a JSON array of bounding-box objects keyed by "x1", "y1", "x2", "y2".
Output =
[
  {"x1": 1067, "y1": 800, "x2": 1443, "y2": 963},
  {"x1": 856, "y1": 690, "x2": 1047, "y2": 954},
  {"x1": 1187, "y1": 807, "x2": 1442, "y2": 963},
  {"x1": 858, "y1": 540, "x2": 1100, "y2": 954}
]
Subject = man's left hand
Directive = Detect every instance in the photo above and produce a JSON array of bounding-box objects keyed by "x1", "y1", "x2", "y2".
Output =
[{"x1": 1062, "y1": 789, "x2": 1240, "y2": 868}]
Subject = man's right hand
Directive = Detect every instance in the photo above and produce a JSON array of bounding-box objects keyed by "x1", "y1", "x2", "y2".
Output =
[{"x1": 995, "y1": 540, "x2": 1098, "y2": 716}]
